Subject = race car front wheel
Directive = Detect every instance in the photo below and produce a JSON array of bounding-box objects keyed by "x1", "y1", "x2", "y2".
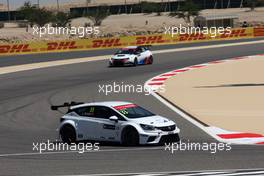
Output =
[
  {"x1": 133, "y1": 58, "x2": 138, "y2": 67},
  {"x1": 60, "y1": 125, "x2": 76, "y2": 144},
  {"x1": 122, "y1": 126, "x2": 139, "y2": 146}
]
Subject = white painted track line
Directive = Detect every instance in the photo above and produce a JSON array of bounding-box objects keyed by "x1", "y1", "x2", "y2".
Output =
[
  {"x1": 0, "y1": 146, "x2": 162, "y2": 158},
  {"x1": 60, "y1": 168, "x2": 264, "y2": 176}
]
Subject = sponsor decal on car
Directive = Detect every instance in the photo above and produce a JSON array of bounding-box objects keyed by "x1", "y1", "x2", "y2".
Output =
[{"x1": 113, "y1": 104, "x2": 137, "y2": 110}]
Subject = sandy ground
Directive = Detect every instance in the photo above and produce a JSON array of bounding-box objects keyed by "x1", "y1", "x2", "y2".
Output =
[
  {"x1": 159, "y1": 55, "x2": 264, "y2": 135},
  {"x1": 0, "y1": 7, "x2": 263, "y2": 43},
  {"x1": 45, "y1": 0, "x2": 175, "y2": 10}
]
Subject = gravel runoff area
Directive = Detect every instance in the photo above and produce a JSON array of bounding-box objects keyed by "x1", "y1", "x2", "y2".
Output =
[{"x1": 159, "y1": 55, "x2": 264, "y2": 135}]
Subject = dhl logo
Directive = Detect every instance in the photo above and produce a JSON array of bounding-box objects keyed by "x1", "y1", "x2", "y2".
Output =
[
  {"x1": 178, "y1": 33, "x2": 207, "y2": 41},
  {"x1": 220, "y1": 29, "x2": 248, "y2": 38},
  {"x1": 92, "y1": 39, "x2": 122, "y2": 48},
  {"x1": 253, "y1": 28, "x2": 264, "y2": 37},
  {"x1": 136, "y1": 36, "x2": 165, "y2": 45},
  {"x1": 0, "y1": 44, "x2": 31, "y2": 53},
  {"x1": 47, "y1": 41, "x2": 77, "y2": 50}
]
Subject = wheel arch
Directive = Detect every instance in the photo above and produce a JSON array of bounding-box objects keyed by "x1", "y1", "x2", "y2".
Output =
[
  {"x1": 59, "y1": 120, "x2": 77, "y2": 134},
  {"x1": 120, "y1": 124, "x2": 141, "y2": 141}
]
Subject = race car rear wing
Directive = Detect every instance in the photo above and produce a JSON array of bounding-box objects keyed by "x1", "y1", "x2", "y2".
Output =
[{"x1": 51, "y1": 101, "x2": 84, "y2": 111}]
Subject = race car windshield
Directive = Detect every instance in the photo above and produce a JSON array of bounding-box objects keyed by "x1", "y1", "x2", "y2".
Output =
[
  {"x1": 114, "y1": 104, "x2": 154, "y2": 118},
  {"x1": 115, "y1": 49, "x2": 136, "y2": 55}
]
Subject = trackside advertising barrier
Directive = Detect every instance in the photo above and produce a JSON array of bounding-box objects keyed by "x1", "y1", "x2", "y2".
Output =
[{"x1": 0, "y1": 27, "x2": 263, "y2": 56}]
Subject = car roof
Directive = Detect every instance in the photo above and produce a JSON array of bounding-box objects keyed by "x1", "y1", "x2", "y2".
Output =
[
  {"x1": 122, "y1": 46, "x2": 137, "y2": 49},
  {"x1": 70, "y1": 101, "x2": 134, "y2": 109}
]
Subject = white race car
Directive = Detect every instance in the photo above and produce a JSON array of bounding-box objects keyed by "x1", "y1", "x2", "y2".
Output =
[
  {"x1": 109, "y1": 46, "x2": 153, "y2": 67},
  {"x1": 51, "y1": 101, "x2": 180, "y2": 145}
]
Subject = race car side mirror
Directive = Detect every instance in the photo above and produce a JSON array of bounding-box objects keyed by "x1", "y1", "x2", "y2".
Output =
[{"x1": 109, "y1": 116, "x2": 118, "y2": 122}]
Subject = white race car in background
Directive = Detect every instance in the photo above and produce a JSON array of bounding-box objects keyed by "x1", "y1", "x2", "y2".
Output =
[
  {"x1": 109, "y1": 46, "x2": 153, "y2": 67},
  {"x1": 51, "y1": 101, "x2": 180, "y2": 145}
]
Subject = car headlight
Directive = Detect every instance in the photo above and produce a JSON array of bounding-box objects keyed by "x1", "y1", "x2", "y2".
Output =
[{"x1": 140, "y1": 124, "x2": 155, "y2": 131}]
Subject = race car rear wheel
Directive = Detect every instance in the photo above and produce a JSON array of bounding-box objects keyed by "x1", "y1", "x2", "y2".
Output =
[
  {"x1": 122, "y1": 126, "x2": 139, "y2": 146},
  {"x1": 133, "y1": 58, "x2": 138, "y2": 67},
  {"x1": 149, "y1": 56, "x2": 153, "y2": 64},
  {"x1": 60, "y1": 125, "x2": 76, "y2": 144}
]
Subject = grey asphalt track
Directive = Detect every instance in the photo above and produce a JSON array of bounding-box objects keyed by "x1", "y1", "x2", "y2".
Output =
[{"x1": 0, "y1": 40, "x2": 263, "y2": 175}]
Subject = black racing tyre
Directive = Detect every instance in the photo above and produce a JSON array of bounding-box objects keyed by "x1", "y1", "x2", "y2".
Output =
[
  {"x1": 174, "y1": 134, "x2": 180, "y2": 143},
  {"x1": 133, "y1": 58, "x2": 138, "y2": 67},
  {"x1": 149, "y1": 55, "x2": 153, "y2": 64},
  {"x1": 109, "y1": 61, "x2": 114, "y2": 67},
  {"x1": 60, "y1": 125, "x2": 76, "y2": 144},
  {"x1": 122, "y1": 127, "x2": 139, "y2": 146}
]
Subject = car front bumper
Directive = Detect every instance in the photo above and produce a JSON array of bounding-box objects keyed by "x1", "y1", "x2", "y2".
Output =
[
  {"x1": 110, "y1": 59, "x2": 133, "y2": 66},
  {"x1": 139, "y1": 127, "x2": 180, "y2": 145}
]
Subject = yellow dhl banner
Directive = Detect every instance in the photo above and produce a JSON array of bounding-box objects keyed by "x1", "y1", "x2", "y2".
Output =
[{"x1": 0, "y1": 27, "x2": 259, "y2": 56}]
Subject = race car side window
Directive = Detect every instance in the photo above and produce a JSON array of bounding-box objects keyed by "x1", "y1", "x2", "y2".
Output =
[
  {"x1": 135, "y1": 48, "x2": 141, "y2": 54},
  {"x1": 74, "y1": 106, "x2": 125, "y2": 120},
  {"x1": 93, "y1": 106, "x2": 111, "y2": 119},
  {"x1": 143, "y1": 47, "x2": 148, "y2": 51},
  {"x1": 140, "y1": 47, "x2": 146, "y2": 52},
  {"x1": 109, "y1": 109, "x2": 126, "y2": 121},
  {"x1": 93, "y1": 106, "x2": 125, "y2": 120},
  {"x1": 74, "y1": 106, "x2": 96, "y2": 117}
]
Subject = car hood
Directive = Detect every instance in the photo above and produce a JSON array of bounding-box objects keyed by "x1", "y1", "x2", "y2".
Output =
[
  {"x1": 112, "y1": 54, "x2": 133, "y2": 59},
  {"x1": 130, "y1": 115, "x2": 175, "y2": 127}
]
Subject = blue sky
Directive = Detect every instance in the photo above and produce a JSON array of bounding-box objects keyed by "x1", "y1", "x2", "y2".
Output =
[{"x1": 1, "y1": 0, "x2": 74, "y2": 10}]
